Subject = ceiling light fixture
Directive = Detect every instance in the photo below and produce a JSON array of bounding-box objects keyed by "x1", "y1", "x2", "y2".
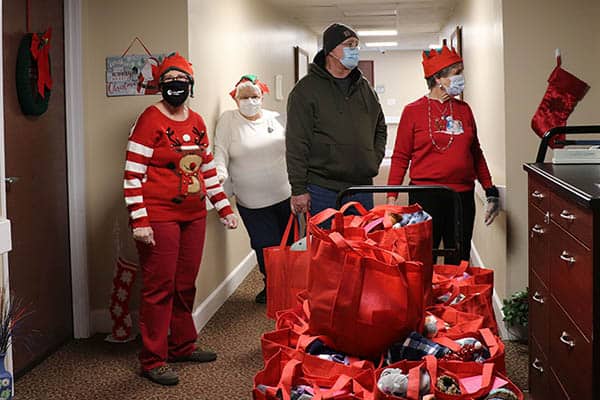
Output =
[
  {"x1": 365, "y1": 42, "x2": 398, "y2": 48},
  {"x1": 343, "y1": 10, "x2": 397, "y2": 17},
  {"x1": 357, "y1": 29, "x2": 398, "y2": 37}
]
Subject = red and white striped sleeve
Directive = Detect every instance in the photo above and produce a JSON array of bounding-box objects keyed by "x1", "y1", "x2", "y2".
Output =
[
  {"x1": 123, "y1": 112, "x2": 157, "y2": 228},
  {"x1": 202, "y1": 148, "x2": 233, "y2": 218}
]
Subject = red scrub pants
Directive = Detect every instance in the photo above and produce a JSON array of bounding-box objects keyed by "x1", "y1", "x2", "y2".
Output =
[{"x1": 136, "y1": 217, "x2": 206, "y2": 371}]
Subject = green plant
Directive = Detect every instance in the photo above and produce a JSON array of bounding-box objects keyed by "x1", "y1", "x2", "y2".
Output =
[{"x1": 502, "y1": 288, "x2": 529, "y2": 327}]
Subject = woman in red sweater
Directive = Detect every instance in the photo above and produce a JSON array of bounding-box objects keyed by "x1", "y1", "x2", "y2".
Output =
[
  {"x1": 123, "y1": 53, "x2": 237, "y2": 385},
  {"x1": 387, "y1": 46, "x2": 499, "y2": 264}
]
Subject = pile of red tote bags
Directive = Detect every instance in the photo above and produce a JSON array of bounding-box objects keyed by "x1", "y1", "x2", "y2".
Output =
[{"x1": 254, "y1": 203, "x2": 523, "y2": 400}]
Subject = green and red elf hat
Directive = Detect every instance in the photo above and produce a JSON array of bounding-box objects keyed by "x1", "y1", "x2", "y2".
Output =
[
  {"x1": 229, "y1": 74, "x2": 270, "y2": 99},
  {"x1": 422, "y1": 45, "x2": 462, "y2": 78}
]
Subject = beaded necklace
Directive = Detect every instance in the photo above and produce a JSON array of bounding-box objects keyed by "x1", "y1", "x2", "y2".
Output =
[{"x1": 427, "y1": 96, "x2": 454, "y2": 152}]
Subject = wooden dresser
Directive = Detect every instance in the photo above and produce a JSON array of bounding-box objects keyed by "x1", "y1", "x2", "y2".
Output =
[{"x1": 523, "y1": 163, "x2": 599, "y2": 400}]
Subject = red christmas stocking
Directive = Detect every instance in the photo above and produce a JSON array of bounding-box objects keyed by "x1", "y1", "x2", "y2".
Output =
[
  {"x1": 531, "y1": 52, "x2": 590, "y2": 148},
  {"x1": 108, "y1": 257, "x2": 138, "y2": 341}
]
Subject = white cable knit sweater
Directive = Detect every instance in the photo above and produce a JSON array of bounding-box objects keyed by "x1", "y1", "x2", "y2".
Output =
[{"x1": 213, "y1": 109, "x2": 291, "y2": 209}]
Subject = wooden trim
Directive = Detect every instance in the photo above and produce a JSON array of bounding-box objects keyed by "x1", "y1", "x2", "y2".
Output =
[
  {"x1": 65, "y1": 0, "x2": 91, "y2": 339},
  {"x1": 0, "y1": 0, "x2": 16, "y2": 379},
  {"x1": 294, "y1": 46, "x2": 310, "y2": 83}
]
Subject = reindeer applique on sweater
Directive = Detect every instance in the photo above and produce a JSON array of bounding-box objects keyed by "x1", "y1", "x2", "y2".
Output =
[{"x1": 165, "y1": 126, "x2": 208, "y2": 203}]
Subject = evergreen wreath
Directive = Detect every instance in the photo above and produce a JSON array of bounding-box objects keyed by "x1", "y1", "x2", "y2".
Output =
[{"x1": 16, "y1": 31, "x2": 52, "y2": 116}]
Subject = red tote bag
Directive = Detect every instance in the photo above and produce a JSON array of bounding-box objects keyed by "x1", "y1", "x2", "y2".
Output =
[
  {"x1": 433, "y1": 283, "x2": 498, "y2": 334},
  {"x1": 265, "y1": 213, "x2": 311, "y2": 319},
  {"x1": 374, "y1": 357, "x2": 436, "y2": 400},
  {"x1": 427, "y1": 357, "x2": 523, "y2": 400},
  {"x1": 366, "y1": 204, "x2": 433, "y2": 305},
  {"x1": 425, "y1": 305, "x2": 485, "y2": 338},
  {"x1": 306, "y1": 210, "x2": 424, "y2": 358},
  {"x1": 253, "y1": 349, "x2": 376, "y2": 400},
  {"x1": 432, "y1": 261, "x2": 494, "y2": 288},
  {"x1": 433, "y1": 328, "x2": 506, "y2": 373}
]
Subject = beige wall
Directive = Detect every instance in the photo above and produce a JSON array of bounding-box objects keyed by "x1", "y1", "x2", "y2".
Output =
[
  {"x1": 82, "y1": 0, "x2": 316, "y2": 320},
  {"x1": 502, "y1": 0, "x2": 600, "y2": 295},
  {"x1": 363, "y1": 50, "x2": 427, "y2": 152},
  {"x1": 441, "y1": 0, "x2": 508, "y2": 296},
  {"x1": 187, "y1": 0, "x2": 317, "y2": 307},
  {"x1": 83, "y1": 0, "x2": 189, "y2": 313},
  {"x1": 441, "y1": 0, "x2": 600, "y2": 300}
]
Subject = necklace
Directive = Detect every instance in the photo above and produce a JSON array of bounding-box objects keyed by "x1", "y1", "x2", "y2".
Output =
[{"x1": 427, "y1": 96, "x2": 454, "y2": 152}]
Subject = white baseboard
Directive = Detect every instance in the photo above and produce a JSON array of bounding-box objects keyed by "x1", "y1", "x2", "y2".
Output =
[
  {"x1": 470, "y1": 241, "x2": 509, "y2": 340},
  {"x1": 192, "y1": 251, "x2": 257, "y2": 331},
  {"x1": 91, "y1": 251, "x2": 257, "y2": 335}
]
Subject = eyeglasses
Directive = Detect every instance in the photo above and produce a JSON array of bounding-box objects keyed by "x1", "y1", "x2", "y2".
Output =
[
  {"x1": 342, "y1": 40, "x2": 360, "y2": 49},
  {"x1": 161, "y1": 75, "x2": 191, "y2": 84}
]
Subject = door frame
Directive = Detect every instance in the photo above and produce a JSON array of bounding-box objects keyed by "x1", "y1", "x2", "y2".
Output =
[
  {"x1": 0, "y1": 0, "x2": 14, "y2": 375},
  {"x1": 64, "y1": 0, "x2": 90, "y2": 338}
]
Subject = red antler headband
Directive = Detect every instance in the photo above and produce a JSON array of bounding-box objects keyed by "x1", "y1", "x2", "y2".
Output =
[
  {"x1": 422, "y1": 46, "x2": 463, "y2": 78},
  {"x1": 229, "y1": 74, "x2": 270, "y2": 99}
]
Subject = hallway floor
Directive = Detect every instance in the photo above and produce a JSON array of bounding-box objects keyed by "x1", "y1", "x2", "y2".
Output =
[{"x1": 14, "y1": 267, "x2": 528, "y2": 399}]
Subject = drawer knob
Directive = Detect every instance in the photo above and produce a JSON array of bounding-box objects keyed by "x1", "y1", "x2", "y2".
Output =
[
  {"x1": 531, "y1": 358, "x2": 544, "y2": 373},
  {"x1": 544, "y1": 211, "x2": 550, "y2": 224},
  {"x1": 560, "y1": 250, "x2": 576, "y2": 265},
  {"x1": 531, "y1": 190, "x2": 545, "y2": 199},
  {"x1": 532, "y1": 291, "x2": 545, "y2": 304},
  {"x1": 560, "y1": 331, "x2": 575, "y2": 348},
  {"x1": 531, "y1": 224, "x2": 544, "y2": 237},
  {"x1": 559, "y1": 210, "x2": 576, "y2": 221}
]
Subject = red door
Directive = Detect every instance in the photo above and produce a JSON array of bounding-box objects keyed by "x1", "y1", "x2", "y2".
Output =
[
  {"x1": 2, "y1": 0, "x2": 72, "y2": 376},
  {"x1": 358, "y1": 60, "x2": 374, "y2": 87}
]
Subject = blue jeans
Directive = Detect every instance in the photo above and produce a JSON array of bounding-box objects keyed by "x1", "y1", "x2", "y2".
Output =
[
  {"x1": 307, "y1": 184, "x2": 374, "y2": 219},
  {"x1": 237, "y1": 198, "x2": 292, "y2": 278}
]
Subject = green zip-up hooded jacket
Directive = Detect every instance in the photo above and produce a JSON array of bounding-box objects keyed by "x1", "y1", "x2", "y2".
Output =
[{"x1": 285, "y1": 50, "x2": 387, "y2": 195}]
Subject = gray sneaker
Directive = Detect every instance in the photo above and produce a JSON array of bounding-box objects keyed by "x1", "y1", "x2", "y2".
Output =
[
  {"x1": 142, "y1": 365, "x2": 179, "y2": 386},
  {"x1": 169, "y1": 349, "x2": 217, "y2": 363}
]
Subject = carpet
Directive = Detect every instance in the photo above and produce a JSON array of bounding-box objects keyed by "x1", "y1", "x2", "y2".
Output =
[{"x1": 14, "y1": 267, "x2": 528, "y2": 399}]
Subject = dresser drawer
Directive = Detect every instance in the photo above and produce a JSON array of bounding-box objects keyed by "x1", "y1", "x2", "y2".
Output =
[
  {"x1": 549, "y1": 298, "x2": 592, "y2": 400},
  {"x1": 528, "y1": 204, "x2": 550, "y2": 284},
  {"x1": 529, "y1": 270, "x2": 549, "y2": 358},
  {"x1": 551, "y1": 191, "x2": 593, "y2": 248},
  {"x1": 528, "y1": 175, "x2": 550, "y2": 211},
  {"x1": 529, "y1": 337, "x2": 549, "y2": 400},
  {"x1": 549, "y1": 221, "x2": 593, "y2": 338}
]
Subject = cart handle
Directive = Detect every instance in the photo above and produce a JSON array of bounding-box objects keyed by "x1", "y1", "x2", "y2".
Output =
[
  {"x1": 536, "y1": 125, "x2": 600, "y2": 163},
  {"x1": 336, "y1": 185, "x2": 463, "y2": 260}
]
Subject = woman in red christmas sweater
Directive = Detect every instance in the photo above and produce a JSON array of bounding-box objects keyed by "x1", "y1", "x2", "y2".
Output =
[
  {"x1": 123, "y1": 53, "x2": 238, "y2": 386},
  {"x1": 387, "y1": 46, "x2": 499, "y2": 264}
]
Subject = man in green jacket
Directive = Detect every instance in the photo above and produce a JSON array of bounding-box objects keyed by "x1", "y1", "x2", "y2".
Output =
[{"x1": 286, "y1": 23, "x2": 387, "y2": 215}]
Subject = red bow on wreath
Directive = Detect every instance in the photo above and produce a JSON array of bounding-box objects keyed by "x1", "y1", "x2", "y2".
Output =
[{"x1": 30, "y1": 27, "x2": 53, "y2": 98}]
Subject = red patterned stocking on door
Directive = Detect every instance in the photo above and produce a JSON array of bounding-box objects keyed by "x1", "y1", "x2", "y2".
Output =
[{"x1": 531, "y1": 49, "x2": 590, "y2": 148}]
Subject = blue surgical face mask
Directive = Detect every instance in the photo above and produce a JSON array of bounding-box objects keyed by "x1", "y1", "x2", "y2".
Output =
[
  {"x1": 339, "y1": 46, "x2": 360, "y2": 70},
  {"x1": 444, "y1": 74, "x2": 465, "y2": 96}
]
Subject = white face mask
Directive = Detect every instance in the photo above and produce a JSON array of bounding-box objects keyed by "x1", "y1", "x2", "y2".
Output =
[{"x1": 239, "y1": 98, "x2": 262, "y2": 117}]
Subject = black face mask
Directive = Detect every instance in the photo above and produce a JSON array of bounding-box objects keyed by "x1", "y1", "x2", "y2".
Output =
[{"x1": 161, "y1": 81, "x2": 190, "y2": 107}]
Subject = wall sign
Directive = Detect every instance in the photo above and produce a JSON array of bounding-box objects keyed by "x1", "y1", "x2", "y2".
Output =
[{"x1": 106, "y1": 54, "x2": 166, "y2": 97}]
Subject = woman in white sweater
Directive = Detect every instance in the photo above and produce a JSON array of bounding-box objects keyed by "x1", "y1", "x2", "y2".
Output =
[{"x1": 214, "y1": 75, "x2": 291, "y2": 303}]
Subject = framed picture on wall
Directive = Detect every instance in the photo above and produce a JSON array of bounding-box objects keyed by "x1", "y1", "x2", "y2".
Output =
[
  {"x1": 450, "y1": 26, "x2": 463, "y2": 99},
  {"x1": 450, "y1": 26, "x2": 462, "y2": 56},
  {"x1": 294, "y1": 46, "x2": 310, "y2": 83}
]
